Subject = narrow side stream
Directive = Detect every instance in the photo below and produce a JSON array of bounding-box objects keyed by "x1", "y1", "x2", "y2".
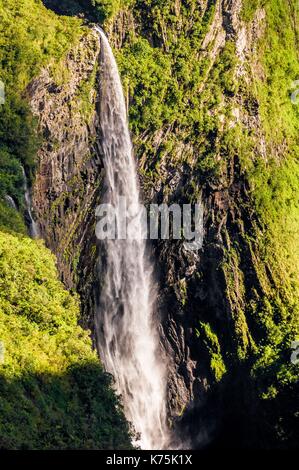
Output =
[{"x1": 94, "y1": 28, "x2": 170, "y2": 450}]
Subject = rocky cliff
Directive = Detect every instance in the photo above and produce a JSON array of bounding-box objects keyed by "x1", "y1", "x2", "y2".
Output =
[{"x1": 28, "y1": 0, "x2": 298, "y2": 449}]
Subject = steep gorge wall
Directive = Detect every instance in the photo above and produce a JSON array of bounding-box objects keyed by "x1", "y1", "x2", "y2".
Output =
[
  {"x1": 30, "y1": 0, "x2": 299, "y2": 449},
  {"x1": 29, "y1": 30, "x2": 104, "y2": 333}
]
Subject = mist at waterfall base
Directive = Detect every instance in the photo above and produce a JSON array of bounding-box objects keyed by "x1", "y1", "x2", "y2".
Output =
[{"x1": 94, "y1": 28, "x2": 172, "y2": 450}]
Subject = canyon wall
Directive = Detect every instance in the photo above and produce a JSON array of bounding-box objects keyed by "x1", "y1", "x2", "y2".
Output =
[{"x1": 30, "y1": 0, "x2": 299, "y2": 448}]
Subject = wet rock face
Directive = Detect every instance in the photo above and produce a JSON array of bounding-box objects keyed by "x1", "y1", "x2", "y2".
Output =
[
  {"x1": 28, "y1": 1, "x2": 282, "y2": 450},
  {"x1": 27, "y1": 31, "x2": 106, "y2": 335},
  {"x1": 28, "y1": 25, "x2": 213, "y2": 441},
  {"x1": 138, "y1": 2, "x2": 270, "y2": 447},
  {"x1": 28, "y1": 9, "x2": 230, "y2": 442},
  {"x1": 28, "y1": 32, "x2": 102, "y2": 290},
  {"x1": 153, "y1": 169, "x2": 248, "y2": 446}
]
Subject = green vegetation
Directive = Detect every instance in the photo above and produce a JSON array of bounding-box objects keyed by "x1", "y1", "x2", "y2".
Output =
[
  {"x1": 116, "y1": 0, "x2": 237, "y2": 184},
  {"x1": 0, "y1": 201, "x2": 26, "y2": 234},
  {"x1": 219, "y1": 0, "x2": 299, "y2": 445},
  {"x1": 0, "y1": 231, "x2": 132, "y2": 449},
  {"x1": 196, "y1": 322, "x2": 227, "y2": 382},
  {"x1": 113, "y1": 0, "x2": 299, "y2": 446},
  {"x1": 117, "y1": 0, "x2": 217, "y2": 134},
  {"x1": 250, "y1": 0, "x2": 299, "y2": 273},
  {"x1": 0, "y1": 0, "x2": 84, "y2": 232},
  {"x1": 43, "y1": 0, "x2": 134, "y2": 22},
  {"x1": 241, "y1": 0, "x2": 263, "y2": 22},
  {"x1": 87, "y1": 0, "x2": 134, "y2": 22},
  {"x1": 0, "y1": 0, "x2": 298, "y2": 450},
  {"x1": 117, "y1": 37, "x2": 174, "y2": 133},
  {"x1": 0, "y1": 0, "x2": 83, "y2": 90},
  {"x1": 230, "y1": 0, "x2": 299, "y2": 384},
  {"x1": 0, "y1": 1, "x2": 134, "y2": 449}
]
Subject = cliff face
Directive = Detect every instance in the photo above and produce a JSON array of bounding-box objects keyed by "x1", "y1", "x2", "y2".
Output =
[
  {"x1": 30, "y1": 0, "x2": 299, "y2": 449},
  {"x1": 29, "y1": 31, "x2": 100, "y2": 287},
  {"x1": 0, "y1": 0, "x2": 135, "y2": 449},
  {"x1": 148, "y1": 0, "x2": 267, "y2": 436},
  {"x1": 28, "y1": 30, "x2": 105, "y2": 333}
]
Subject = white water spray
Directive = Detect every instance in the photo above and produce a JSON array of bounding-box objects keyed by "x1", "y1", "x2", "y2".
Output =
[{"x1": 95, "y1": 28, "x2": 169, "y2": 450}]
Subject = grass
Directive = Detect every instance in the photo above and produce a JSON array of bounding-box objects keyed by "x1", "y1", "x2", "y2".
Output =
[
  {"x1": 0, "y1": 230, "x2": 133, "y2": 449},
  {"x1": 0, "y1": 0, "x2": 84, "y2": 232}
]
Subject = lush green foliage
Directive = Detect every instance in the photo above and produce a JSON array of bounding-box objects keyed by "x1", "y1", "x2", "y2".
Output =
[
  {"x1": 0, "y1": 0, "x2": 83, "y2": 232},
  {"x1": 0, "y1": 3, "x2": 134, "y2": 450},
  {"x1": 113, "y1": 0, "x2": 299, "y2": 445},
  {"x1": 0, "y1": 231, "x2": 133, "y2": 449},
  {"x1": 213, "y1": 0, "x2": 299, "y2": 445},
  {"x1": 0, "y1": 0, "x2": 82, "y2": 90},
  {"x1": 244, "y1": 0, "x2": 299, "y2": 432},
  {"x1": 0, "y1": 0, "x2": 298, "y2": 449},
  {"x1": 117, "y1": 37, "x2": 175, "y2": 132},
  {"x1": 44, "y1": 0, "x2": 134, "y2": 22},
  {"x1": 117, "y1": 1, "x2": 219, "y2": 133},
  {"x1": 0, "y1": 147, "x2": 24, "y2": 206},
  {"x1": 90, "y1": 0, "x2": 132, "y2": 22},
  {"x1": 250, "y1": 0, "x2": 299, "y2": 273},
  {"x1": 0, "y1": 201, "x2": 26, "y2": 234},
  {"x1": 195, "y1": 322, "x2": 227, "y2": 382},
  {"x1": 241, "y1": 0, "x2": 263, "y2": 22},
  {"x1": 116, "y1": 0, "x2": 237, "y2": 186}
]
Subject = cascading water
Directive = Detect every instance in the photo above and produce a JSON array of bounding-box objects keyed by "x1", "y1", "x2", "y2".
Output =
[
  {"x1": 4, "y1": 195, "x2": 17, "y2": 210},
  {"x1": 22, "y1": 166, "x2": 39, "y2": 239},
  {"x1": 94, "y1": 27, "x2": 170, "y2": 450}
]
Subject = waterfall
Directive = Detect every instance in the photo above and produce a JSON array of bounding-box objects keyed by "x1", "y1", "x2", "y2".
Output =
[
  {"x1": 94, "y1": 28, "x2": 170, "y2": 450},
  {"x1": 21, "y1": 167, "x2": 39, "y2": 239},
  {"x1": 4, "y1": 195, "x2": 17, "y2": 210}
]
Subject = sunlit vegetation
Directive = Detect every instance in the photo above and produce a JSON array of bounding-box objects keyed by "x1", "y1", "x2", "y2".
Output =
[
  {"x1": 0, "y1": 0, "x2": 133, "y2": 449},
  {"x1": 0, "y1": 0, "x2": 297, "y2": 449},
  {"x1": 112, "y1": 0, "x2": 299, "y2": 446},
  {"x1": 0, "y1": 0, "x2": 83, "y2": 231},
  {"x1": 0, "y1": 231, "x2": 133, "y2": 449}
]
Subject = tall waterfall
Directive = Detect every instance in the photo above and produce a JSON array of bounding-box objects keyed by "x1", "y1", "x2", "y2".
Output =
[{"x1": 94, "y1": 28, "x2": 169, "y2": 450}]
